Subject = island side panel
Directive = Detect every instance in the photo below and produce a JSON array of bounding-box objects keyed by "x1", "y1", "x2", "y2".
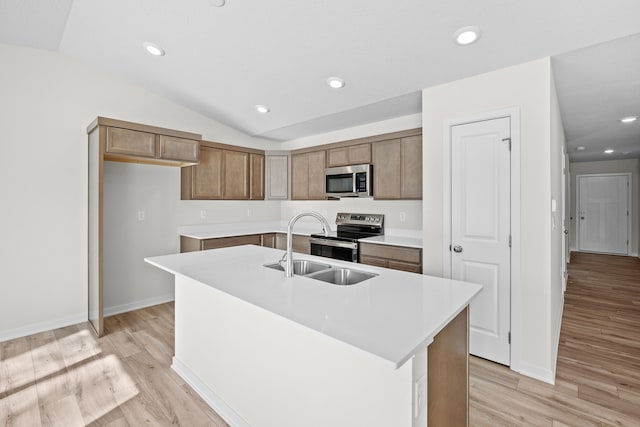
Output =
[
  {"x1": 173, "y1": 275, "x2": 413, "y2": 427},
  {"x1": 427, "y1": 306, "x2": 469, "y2": 426}
]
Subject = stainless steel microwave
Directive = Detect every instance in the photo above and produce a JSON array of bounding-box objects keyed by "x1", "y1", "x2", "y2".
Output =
[{"x1": 324, "y1": 164, "x2": 372, "y2": 197}]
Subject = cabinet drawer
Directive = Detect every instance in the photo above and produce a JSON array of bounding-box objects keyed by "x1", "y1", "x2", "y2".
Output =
[
  {"x1": 359, "y1": 255, "x2": 388, "y2": 268},
  {"x1": 360, "y1": 243, "x2": 421, "y2": 264},
  {"x1": 388, "y1": 260, "x2": 422, "y2": 274},
  {"x1": 202, "y1": 234, "x2": 262, "y2": 250},
  {"x1": 106, "y1": 127, "x2": 156, "y2": 157},
  {"x1": 159, "y1": 135, "x2": 199, "y2": 162}
]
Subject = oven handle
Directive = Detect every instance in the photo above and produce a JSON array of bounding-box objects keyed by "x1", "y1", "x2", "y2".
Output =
[{"x1": 309, "y1": 238, "x2": 358, "y2": 250}]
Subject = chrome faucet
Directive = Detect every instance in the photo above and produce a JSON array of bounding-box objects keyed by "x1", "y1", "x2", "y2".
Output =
[{"x1": 285, "y1": 211, "x2": 331, "y2": 278}]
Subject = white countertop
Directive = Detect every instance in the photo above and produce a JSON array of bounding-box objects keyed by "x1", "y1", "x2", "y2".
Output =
[
  {"x1": 359, "y1": 234, "x2": 423, "y2": 249},
  {"x1": 180, "y1": 222, "x2": 423, "y2": 248},
  {"x1": 145, "y1": 245, "x2": 481, "y2": 368},
  {"x1": 179, "y1": 221, "x2": 330, "y2": 239}
]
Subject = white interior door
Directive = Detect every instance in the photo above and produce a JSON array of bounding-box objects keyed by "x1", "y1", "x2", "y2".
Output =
[
  {"x1": 578, "y1": 174, "x2": 629, "y2": 254},
  {"x1": 451, "y1": 117, "x2": 511, "y2": 366}
]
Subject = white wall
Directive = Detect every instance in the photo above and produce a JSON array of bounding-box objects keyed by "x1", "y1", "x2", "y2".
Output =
[
  {"x1": 422, "y1": 58, "x2": 561, "y2": 382},
  {"x1": 549, "y1": 72, "x2": 566, "y2": 374},
  {"x1": 569, "y1": 159, "x2": 640, "y2": 256},
  {"x1": 0, "y1": 44, "x2": 278, "y2": 340},
  {"x1": 103, "y1": 163, "x2": 281, "y2": 314}
]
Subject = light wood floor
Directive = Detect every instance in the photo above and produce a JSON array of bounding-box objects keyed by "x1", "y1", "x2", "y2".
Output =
[
  {"x1": 0, "y1": 304, "x2": 228, "y2": 426},
  {"x1": 1, "y1": 252, "x2": 639, "y2": 426},
  {"x1": 470, "y1": 252, "x2": 640, "y2": 426}
]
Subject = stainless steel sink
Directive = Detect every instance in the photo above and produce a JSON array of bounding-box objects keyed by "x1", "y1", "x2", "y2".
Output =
[
  {"x1": 305, "y1": 268, "x2": 378, "y2": 286},
  {"x1": 264, "y1": 260, "x2": 332, "y2": 275}
]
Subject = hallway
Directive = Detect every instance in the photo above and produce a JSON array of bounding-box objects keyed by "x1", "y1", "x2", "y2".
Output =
[{"x1": 470, "y1": 252, "x2": 640, "y2": 426}]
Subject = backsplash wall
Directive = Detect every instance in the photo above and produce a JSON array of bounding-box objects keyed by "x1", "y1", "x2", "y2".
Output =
[{"x1": 280, "y1": 199, "x2": 422, "y2": 232}]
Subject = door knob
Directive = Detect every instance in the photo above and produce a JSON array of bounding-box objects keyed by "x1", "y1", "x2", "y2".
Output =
[{"x1": 453, "y1": 245, "x2": 463, "y2": 253}]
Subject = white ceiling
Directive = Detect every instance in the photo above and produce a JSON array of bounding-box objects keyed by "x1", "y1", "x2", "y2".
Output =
[{"x1": 1, "y1": 0, "x2": 639, "y2": 160}]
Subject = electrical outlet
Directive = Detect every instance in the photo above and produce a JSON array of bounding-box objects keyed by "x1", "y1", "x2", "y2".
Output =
[
  {"x1": 400, "y1": 212, "x2": 406, "y2": 222},
  {"x1": 137, "y1": 211, "x2": 145, "y2": 221},
  {"x1": 414, "y1": 375, "x2": 426, "y2": 418},
  {"x1": 200, "y1": 210, "x2": 207, "y2": 219}
]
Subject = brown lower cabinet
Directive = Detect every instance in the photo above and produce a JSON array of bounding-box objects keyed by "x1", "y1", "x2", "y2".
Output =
[
  {"x1": 180, "y1": 233, "x2": 310, "y2": 254},
  {"x1": 359, "y1": 242, "x2": 422, "y2": 273}
]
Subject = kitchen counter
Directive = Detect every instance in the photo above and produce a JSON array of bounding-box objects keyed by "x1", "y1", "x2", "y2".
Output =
[
  {"x1": 178, "y1": 221, "x2": 330, "y2": 239},
  {"x1": 179, "y1": 221, "x2": 423, "y2": 248},
  {"x1": 146, "y1": 245, "x2": 481, "y2": 427},
  {"x1": 146, "y1": 245, "x2": 478, "y2": 367}
]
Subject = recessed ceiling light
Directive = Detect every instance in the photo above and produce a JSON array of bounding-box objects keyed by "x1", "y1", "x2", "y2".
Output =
[
  {"x1": 327, "y1": 77, "x2": 345, "y2": 89},
  {"x1": 255, "y1": 105, "x2": 270, "y2": 114},
  {"x1": 604, "y1": 149, "x2": 614, "y2": 154},
  {"x1": 454, "y1": 26, "x2": 481, "y2": 46},
  {"x1": 620, "y1": 116, "x2": 638, "y2": 123},
  {"x1": 143, "y1": 42, "x2": 165, "y2": 56},
  {"x1": 576, "y1": 146, "x2": 585, "y2": 151},
  {"x1": 208, "y1": 0, "x2": 226, "y2": 6}
]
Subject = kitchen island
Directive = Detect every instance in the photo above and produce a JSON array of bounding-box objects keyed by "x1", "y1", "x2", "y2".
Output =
[{"x1": 145, "y1": 245, "x2": 481, "y2": 427}]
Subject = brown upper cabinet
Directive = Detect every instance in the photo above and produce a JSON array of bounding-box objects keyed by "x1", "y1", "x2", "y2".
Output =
[
  {"x1": 326, "y1": 143, "x2": 371, "y2": 167},
  {"x1": 250, "y1": 153, "x2": 265, "y2": 200},
  {"x1": 88, "y1": 117, "x2": 201, "y2": 167},
  {"x1": 372, "y1": 134, "x2": 422, "y2": 199},
  {"x1": 181, "y1": 141, "x2": 265, "y2": 200},
  {"x1": 291, "y1": 128, "x2": 421, "y2": 201},
  {"x1": 291, "y1": 150, "x2": 326, "y2": 200}
]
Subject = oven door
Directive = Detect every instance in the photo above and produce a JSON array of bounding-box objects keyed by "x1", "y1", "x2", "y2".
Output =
[{"x1": 310, "y1": 237, "x2": 358, "y2": 262}]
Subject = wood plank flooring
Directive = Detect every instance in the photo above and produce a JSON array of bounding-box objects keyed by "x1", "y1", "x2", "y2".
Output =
[
  {"x1": 470, "y1": 252, "x2": 640, "y2": 426},
  {"x1": 0, "y1": 303, "x2": 228, "y2": 426},
  {"x1": 1, "y1": 251, "x2": 638, "y2": 426}
]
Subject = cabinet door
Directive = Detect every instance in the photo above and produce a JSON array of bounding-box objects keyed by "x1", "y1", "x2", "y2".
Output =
[
  {"x1": 308, "y1": 151, "x2": 326, "y2": 199},
  {"x1": 224, "y1": 150, "x2": 250, "y2": 199},
  {"x1": 401, "y1": 135, "x2": 422, "y2": 199},
  {"x1": 202, "y1": 234, "x2": 261, "y2": 250},
  {"x1": 192, "y1": 146, "x2": 223, "y2": 199},
  {"x1": 291, "y1": 153, "x2": 310, "y2": 199},
  {"x1": 106, "y1": 127, "x2": 155, "y2": 157},
  {"x1": 327, "y1": 147, "x2": 349, "y2": 167},
  {"x1": 292, "y1": 235, "x2": 311, "y2": 254},
  {"x1": 348, "y1": 143, "x2": 371, "y2": 164},
  {"x1": 250, "y1": 153, "x2": 265, "y2": 200},
  {"x1": 372, "y1": 139, "x2": 401, "y2": 199},
  {"x1": 261, "y1": 233, "x2": 276, "y2": 248},
  {"x1": 359, "y1": 255, "x2": 388, "y2": 268},
  {"x1": 159, "y1": 135, "x2": 199, "y2": 162},
  {"x1": 327, "y1": 144, "x2": 371, "y2": 167},
  {"x1": 275, "y1": 233, "x2": 287, "y2": 250},
  {"x1": 266, "y1": 155, "x2": 289, "y2": 200}
]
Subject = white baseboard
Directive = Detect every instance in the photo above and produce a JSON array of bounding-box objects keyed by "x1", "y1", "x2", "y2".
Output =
[
  {"x1": 514, "y1": 300, "x2": 563, "y2": 386},
  {"x1": 516, "y1": 361, "x2": 555, "y2": 385},
  {"x1": 172, "y1": 357, "x2": 251, "y2": 427},
  {"x1": 0, "y1": 312, "x2": 86, "y2": 343},
  {"x1": 550, "y1": 295, "x2": 564, "y2": 384},
  {"x1": 104, "y1": 293, "x2": 175, "y2": 317}
]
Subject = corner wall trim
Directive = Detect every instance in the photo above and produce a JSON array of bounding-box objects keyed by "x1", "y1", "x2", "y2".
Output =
[
  {"x1": 0, "y1": 312, "x2": 86, "y2": 343},
  {"x1": 172, "y1": 357, "x2": 251, "y2": 427},
  {"x1": 103, "y1": 293, "x2": 175, "y2": 317},
  {"x1": 515, "y1": 362, "x2": 556, "y2": 385}
]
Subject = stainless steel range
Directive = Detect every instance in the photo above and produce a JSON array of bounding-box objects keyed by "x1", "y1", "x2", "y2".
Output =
[{"x1": 310, "y1": 213, "x2": 384, "y2": 262}]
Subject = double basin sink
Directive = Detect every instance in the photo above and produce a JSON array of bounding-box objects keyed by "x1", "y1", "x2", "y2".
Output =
[{"x1": 264, "y1": 260, "x2": 377, "y2": 286}]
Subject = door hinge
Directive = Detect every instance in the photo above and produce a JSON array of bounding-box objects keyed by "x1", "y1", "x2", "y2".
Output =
[
  {"x1": 508, "y1": 235, "x2": 512, "y2": 247},
  {"x1": 449, "y1": 244, "x2": 452, "y2": 252},
  {"x1": 508, "y1": 331, "x2": 511, "y2": 344},
  {"x1": 502, "y1": 137, "x2": 512, "y2": 151}
]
